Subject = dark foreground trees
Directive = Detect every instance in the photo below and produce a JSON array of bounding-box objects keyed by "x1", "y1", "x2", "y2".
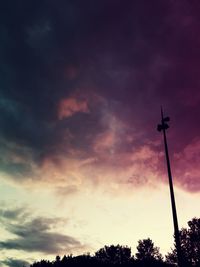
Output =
[
  {"x1": 166, "y1": 218, "x2": 200, "y2": 267},
  {"x1": 30, "y1": 217, "x2": 200, "y2": 267},
  {"x1": 31, "y1": 243, "x2": 168, "y2": 267},
  {"x1": 136, "y1": 238, "x2": 163, "y2": 262},
  {"x1": 95, "y1": 244, "x2": 132, "y2": 265}
]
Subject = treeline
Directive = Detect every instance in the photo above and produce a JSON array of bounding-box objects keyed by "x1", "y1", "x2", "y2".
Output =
[{"x1": 31, "y1": 217, "x2": 200, "y2": 267}]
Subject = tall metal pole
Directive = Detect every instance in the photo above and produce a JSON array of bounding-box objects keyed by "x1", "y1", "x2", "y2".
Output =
[{"x1": 157, "y1": 107, "x2": 183, "y2": 267}]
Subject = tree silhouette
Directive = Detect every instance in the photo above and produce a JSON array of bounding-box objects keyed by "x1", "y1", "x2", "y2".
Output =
[
  {"x1": 28, "y1": 220, "x2": 200, "y2": 267},
  {"x1": 166, "y1": 218, "x2": 200, "y2": 266},
  {"x1": 95, "y1": 244, "x2": 132, "y2": 265},
  {"x1": 136, "y1": 238, "x2": 163, "y2": 263},
  {"x1": 31, "y1": 259, "x2": 52, "y2": 267}
]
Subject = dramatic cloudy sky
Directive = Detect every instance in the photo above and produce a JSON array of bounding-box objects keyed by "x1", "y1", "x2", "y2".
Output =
[{"x1": 0, "y1": 0, "x2": 200, "y2": 266}]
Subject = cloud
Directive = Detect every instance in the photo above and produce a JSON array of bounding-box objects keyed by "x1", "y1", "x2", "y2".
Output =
[
  {"x1": 0, "y1": 0, "x2": 199, "y2": 195},
  {"x1": 58, "y1": 98, "x2": 89, "y2": 120},
  {"x1": 0, "y1": 208, "x2": 85, "y2": 255},
  {"x1": 173, "y1": 139, "x2": 200, "y2": 192},
  {"x1": 54, "y1": 185, "x2": 79, "y2": 197},
  {"x1": 0, "y1": 207, "x2": 28, "y2": 222},
  {"x1": 93, "y1": 117, "x2": 123, "y2": 154},
  {"x1": 0, "y1": 232, "x2": 81, "y2": 254},
  {"x1": 1, "y1": 258, "x2": 30, "y2": 267}
]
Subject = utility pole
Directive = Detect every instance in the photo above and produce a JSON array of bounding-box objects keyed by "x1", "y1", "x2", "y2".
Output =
[{"x1": 157, "y1": 107, "x2": 183, "y2": 267}]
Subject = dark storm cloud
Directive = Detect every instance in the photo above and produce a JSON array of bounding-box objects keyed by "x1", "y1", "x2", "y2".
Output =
[
  {"x1": 0, "y1": 207, "x2": 28, "y2": 221},
  {"x1": 0, "y1": 207, "x2": 84, "y2": 254},
  {"x1": 0, "y1": 0, "x2": 200, "y2": 191},
  {"x1": 0, "y1": 231, "x2": 81, "y2": 254},
  {"x1": 1, "y1": 258, "x2": 30, "y2": 267},
  {"x1": 0, "y1": 0, "x2": 171, "y2": 142}
]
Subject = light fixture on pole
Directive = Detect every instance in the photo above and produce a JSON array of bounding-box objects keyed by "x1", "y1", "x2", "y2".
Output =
[{"x1": 157, "y1": 107, "x2": 183, "y2": 267}]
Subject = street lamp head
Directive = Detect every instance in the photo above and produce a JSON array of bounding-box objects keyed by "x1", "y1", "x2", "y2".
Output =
[
  {"x1": 164, "y1": 123, "x2": 169, "y2": 130},
  {"x1": 163, "y1": 116, "x2": 170, "y2": 122},
  {"x1": 158, "y1": 108, "x2": 170, "y2": 132},
  {"x1": 157, "y1": 123, "x2": 169, "y2": 132},
  {"x1": 157, "y1": 124, "x2": 163, "y2": 132}
]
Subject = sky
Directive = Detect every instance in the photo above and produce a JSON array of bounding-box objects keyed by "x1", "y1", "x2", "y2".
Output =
[{"x1": 0, "y1": 0, "x2": 200, "y2": 266}]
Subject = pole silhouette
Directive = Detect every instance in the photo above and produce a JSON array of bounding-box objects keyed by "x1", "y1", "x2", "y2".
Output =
[{"x1": 157, "y1": 107, "x2": 183, "y2": 267}]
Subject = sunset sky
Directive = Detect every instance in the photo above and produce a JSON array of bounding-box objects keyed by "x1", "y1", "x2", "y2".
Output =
[{"x1": 0, "y1": 1, "x2": 200, "y2": 266}]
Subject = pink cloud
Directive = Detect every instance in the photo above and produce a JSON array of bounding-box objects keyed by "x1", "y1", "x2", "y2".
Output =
[
  {"x1": 93, "y1": 111, "x2": 131, "y2": 155},
  {"x1": 93, "y1": 131, "x2": 116, "y2": 154},
  {"x1": 58, "y1": 97, "x2": 89, "y2": 120},
  {"x1": 173, "y1": 139, "x2": 200, "y2": 192}
]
